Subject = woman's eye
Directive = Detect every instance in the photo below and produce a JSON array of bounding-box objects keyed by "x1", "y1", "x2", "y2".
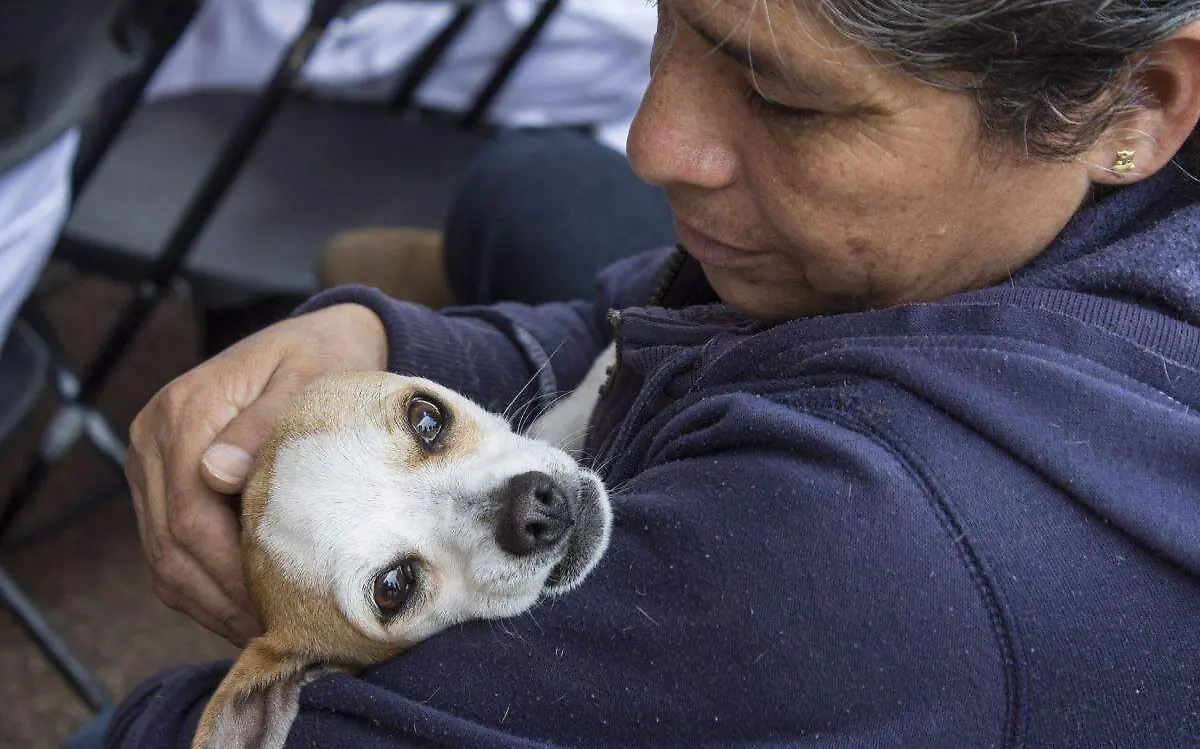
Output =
[
  {"x1": 744, "y1": 87, "x2": 820, "y2": 121},
  {"x1": 372, "y1": 559, "x2": 417, "y2": 618},
  {"x1": 407, "y1": 397, "x2": 445, "y2": 445}
]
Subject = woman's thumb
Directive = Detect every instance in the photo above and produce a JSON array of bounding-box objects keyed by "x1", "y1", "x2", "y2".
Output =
[
  {"x1": 201, "y1": 443, "x2": 253, "y2": 494},
  {"x1": 200, "y1": 385, "x2": 302, "y2": 494}
]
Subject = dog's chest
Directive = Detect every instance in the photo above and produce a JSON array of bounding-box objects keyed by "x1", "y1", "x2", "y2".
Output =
[{"x1": 526, "y1": 342, "x2": 616, "y2": 453}]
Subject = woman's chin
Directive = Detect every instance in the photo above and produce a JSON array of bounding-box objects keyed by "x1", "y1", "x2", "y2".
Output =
[{"x1": 702, "y1": 267, "x2": 810, "y2": 322}]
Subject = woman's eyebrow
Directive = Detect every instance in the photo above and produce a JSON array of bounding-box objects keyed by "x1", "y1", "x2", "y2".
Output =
[{"x1": 685, "y1": 14, "x2": 835, "y2": 97}]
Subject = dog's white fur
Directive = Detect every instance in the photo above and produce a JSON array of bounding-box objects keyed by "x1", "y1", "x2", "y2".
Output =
[
  {"x1": 193, "y1": 356, "x2": 613, "y2": 749},
  {"x1": 527, "y1": 342, "x2": 617, "y2": 453}
]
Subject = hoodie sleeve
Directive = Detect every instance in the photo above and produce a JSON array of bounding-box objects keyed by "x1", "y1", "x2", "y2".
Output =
[
  {"x1": 288, "y1": 247, "x2": 674, "y2": 416},
  {"x1": 104, "y1": 390, "x2": 1009, "y2": 749}
]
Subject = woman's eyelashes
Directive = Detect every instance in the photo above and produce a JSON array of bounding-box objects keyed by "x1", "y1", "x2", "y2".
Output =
[{"x1": 744, "y1": 86, "x2": 821, "y2": 121}]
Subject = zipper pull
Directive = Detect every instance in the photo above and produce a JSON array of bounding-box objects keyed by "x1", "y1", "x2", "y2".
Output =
[{"x1": 600, "y1": 309, "x2": 624, "y2": 395}]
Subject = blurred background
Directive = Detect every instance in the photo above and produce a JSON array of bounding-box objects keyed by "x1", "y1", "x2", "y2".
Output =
[{"x1": 0, "y1": 1, "x2": 655, "y2": 745}]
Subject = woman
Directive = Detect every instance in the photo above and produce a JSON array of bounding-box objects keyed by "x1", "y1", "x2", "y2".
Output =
[{"x1": 112, "y1": 0, "x2": 1200, "y2": 746}]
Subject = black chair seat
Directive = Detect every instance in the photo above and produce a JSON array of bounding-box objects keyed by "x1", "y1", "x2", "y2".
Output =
[
  {"x1": 0, "y1": 320, "x2": 50, "y2": 444},
  {"x1": 61, "y1": 92, "x2": 494, "y2": 300}
]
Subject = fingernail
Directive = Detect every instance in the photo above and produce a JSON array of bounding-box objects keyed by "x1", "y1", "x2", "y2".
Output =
[{"x1": 203, "y1": 444, "x2": 251, "y2": 485}]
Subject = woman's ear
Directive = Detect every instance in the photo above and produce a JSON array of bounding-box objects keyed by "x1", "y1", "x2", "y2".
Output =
[
  {"x1": 1084, "y1": 20, "x2": 1200, "y2": 185},
  {"x1": 191, "y1": 636, "x2": 339, "y2": 749}
]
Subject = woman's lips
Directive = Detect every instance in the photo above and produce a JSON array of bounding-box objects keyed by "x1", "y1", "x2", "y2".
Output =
[{"x1": 673, "y1": 218, "x2": 767, "y2": 270}]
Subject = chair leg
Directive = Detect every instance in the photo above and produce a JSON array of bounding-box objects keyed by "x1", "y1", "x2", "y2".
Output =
[
  {"x1": 0, "y1": 387, "x2": 126, "y2": 545},
  {"x1": 0, "y1": 302, "x2": 127, "y2": 547},
  {"x1": 0, "y1": 566, "x2": 111, "y2": 712},
  {"x1": 0, "y1": 455, "x2": 54, "y2": 545}
]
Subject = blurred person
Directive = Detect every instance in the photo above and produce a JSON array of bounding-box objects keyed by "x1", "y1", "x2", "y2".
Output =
[
  {"x1": 154, "y1": 0, "x2": 660, "y2": 352},
  {"x1": 0, "y1": 2, "x2": 145, "y2": 350}
]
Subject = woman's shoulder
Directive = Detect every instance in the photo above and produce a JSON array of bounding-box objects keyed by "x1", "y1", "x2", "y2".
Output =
[{"x1": 604, "y1": 287, "x2": 1200, "y2": 747}]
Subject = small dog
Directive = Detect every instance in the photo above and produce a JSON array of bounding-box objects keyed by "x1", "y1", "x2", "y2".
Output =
[{"x1": 193, "y1": 359, "x2": 614, "y2": 749}]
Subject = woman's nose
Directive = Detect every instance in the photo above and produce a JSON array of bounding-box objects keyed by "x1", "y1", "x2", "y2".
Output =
[{"x1": 627, "y1": 42, "x2": 739, "y2": 192}]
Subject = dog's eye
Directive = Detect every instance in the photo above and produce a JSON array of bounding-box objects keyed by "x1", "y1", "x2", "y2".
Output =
[
  {"x1": 407, "y1": 397, "x2": 445, "y2": 446},
  {"x1": 373, "y1": 559, "x2": 417, "y2": 618}
]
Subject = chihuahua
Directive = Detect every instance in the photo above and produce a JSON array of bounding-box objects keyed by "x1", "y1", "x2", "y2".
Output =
[{"x1": 193, "y1": 358, "x2": 614, "y2": 749}]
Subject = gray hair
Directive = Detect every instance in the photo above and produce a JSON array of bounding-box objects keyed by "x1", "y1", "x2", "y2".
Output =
[{"x1": 813, "y1": 0, "x2": 1200, "y2": 162}]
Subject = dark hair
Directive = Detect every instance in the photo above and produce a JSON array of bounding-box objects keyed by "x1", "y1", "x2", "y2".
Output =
[{"x1": 814, "y1": 0, "x2": 1200, "y2": 164}]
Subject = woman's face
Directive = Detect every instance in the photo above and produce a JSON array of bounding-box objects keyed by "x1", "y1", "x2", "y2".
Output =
[{"x1": 628, "y1": 0, "x2": 1095, "y2": 321}]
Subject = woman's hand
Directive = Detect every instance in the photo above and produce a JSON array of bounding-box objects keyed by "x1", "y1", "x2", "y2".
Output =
[{"x1": 125, "y1": 303, "x2": 388, "y2": 646}]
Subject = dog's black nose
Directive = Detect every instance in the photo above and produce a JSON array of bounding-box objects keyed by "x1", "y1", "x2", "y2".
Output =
[{"x1": 496, "y1": 471, "x2": 574, "y2": 557}]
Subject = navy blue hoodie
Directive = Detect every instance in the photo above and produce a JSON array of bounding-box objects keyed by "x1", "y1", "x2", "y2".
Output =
[{"x1": 107, "y1": 168, "x2": 1200, "y2": 748}]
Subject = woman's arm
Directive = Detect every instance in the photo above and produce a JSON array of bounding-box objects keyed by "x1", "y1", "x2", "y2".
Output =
[
  {"x1": 113, "y1": 391, "x2": 1008, "y2": 749},
  {"x1": 294, "y1": 245, "x2": 675, "y2": 414},
  {"x1": 294, "y1": 284, "x2": 610, "y2": 416}
]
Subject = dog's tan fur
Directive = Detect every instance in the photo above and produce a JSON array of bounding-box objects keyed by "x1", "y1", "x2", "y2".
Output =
[{"x1": 196, "y1": 375, "x2": 422, "y2": 748}]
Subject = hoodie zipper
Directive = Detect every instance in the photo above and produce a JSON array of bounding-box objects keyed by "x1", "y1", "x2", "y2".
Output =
[{"x1": 599, "y1": 246, "x2": 688, "y2": 396}]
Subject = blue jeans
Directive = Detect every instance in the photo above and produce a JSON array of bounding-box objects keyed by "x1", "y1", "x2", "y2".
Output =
[{"x1": 444, "y1": 129, "x2": 675, "y2": 306}]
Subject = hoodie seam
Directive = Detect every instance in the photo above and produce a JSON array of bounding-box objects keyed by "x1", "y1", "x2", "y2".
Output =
[{"x1": 801, "y1": 400, "x2": 1026, "y2": 749}]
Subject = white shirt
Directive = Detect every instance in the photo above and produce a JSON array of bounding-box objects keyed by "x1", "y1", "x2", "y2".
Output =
[
  {"x1": 145, "y1": 0, "x2": 657, "y2": 152},
  {"x1": 0, "y1": 130, "x2": 78, "y2": 348}
]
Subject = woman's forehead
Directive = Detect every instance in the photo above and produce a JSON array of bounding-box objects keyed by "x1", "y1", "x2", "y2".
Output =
[{"x1": 664, "y1": 0, "x2": 888, "y2": 96}]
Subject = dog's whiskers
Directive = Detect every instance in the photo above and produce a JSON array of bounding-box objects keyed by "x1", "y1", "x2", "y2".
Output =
[
  {"x1": 510, "y1": 387, "x2": 574, "y2": 434},
  {"x1": 505, "y1": 395, "x2": 546, "y2": 433},
  {"x1": 589, "y1": 452, "x2": 620, "y2": 480},
  {"x1": 553, "y1": 423, "x2": 592, "y2": 452},
  {"x1": 501, "y1": 340, "x2": 567, "y2": 423},
  {"x1": 606, "y1": 478, "x2": 634, "y2": 496},
  {"x1": 494, "y1": 617, "x2": 529, "y2": 643},
  {"x1": 523, "y1": 609, "x2": 545, "y2": 635}
]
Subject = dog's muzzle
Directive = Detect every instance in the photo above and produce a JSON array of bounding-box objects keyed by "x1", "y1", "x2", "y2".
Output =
[{"x1": 495, "y1": 471, "x2": 575, "y2": 557}]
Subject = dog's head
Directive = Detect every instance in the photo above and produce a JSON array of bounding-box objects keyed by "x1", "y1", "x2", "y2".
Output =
[{"x1": 192, "y1": 371, "x2": 611, "y2": 749}]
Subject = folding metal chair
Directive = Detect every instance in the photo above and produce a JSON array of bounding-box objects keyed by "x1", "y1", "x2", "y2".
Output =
[
  {"x1": 0, "y1": 0, "x2": 565, "y2": 712},
  {"x1": 59, "y1": 0, "x2": 566, "y2": 300}
]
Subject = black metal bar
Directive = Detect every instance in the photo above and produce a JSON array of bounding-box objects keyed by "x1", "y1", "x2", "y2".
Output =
[
  {"x1": 463, "y1": 0, "x2": 562, "y2": 128},
  {"x1": 10, "y1": 485, "x2": 125, "y2": 551},
  {"x1": 0, "y1": 567, "x2": 112, "y2": 712},
  {"x1": 388, "y1": 4, "x2": 478, "y2": 111},
  {"x1": 0, "y1": 456, "x2": 53, "y2": 545},
  {"x1": 70, "y1": 0, "x2": 349, "y2": 407}
]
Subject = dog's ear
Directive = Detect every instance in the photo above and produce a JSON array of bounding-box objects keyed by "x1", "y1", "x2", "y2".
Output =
[{"x1": 192, "y1": 637, "x2": 336, "y2": 749}]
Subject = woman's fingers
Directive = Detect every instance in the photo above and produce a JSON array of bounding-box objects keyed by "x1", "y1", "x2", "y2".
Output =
[
  {"x1": 162, "y1": 485, "x2": 262, "y2": 641},
  {"x1": 149, "y1": 533, "x2": 259, "y2": 647},
  {"x1": 199, "y1": 374, "x2": 315, "y2": 495},
  {"x1": 158, "y1": 365, "x2": 268, "y2": 639},
  {"x1": 127, "y1": 365, "x2": 266, "y2": 644},
  {"x1": 127, "y1": 418, "x2": 245, "y2": 643},
  {"x1": 124, "y1": 304, "x2": 390, "y2": 641},
  {"x1": 132, "y1": 438, "x2": 261, "y2": 645}
]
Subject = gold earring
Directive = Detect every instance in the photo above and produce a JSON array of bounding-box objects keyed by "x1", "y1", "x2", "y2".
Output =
[{"x1": 1111, "y1": 149, "x2": 1137, "y2": 177}]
